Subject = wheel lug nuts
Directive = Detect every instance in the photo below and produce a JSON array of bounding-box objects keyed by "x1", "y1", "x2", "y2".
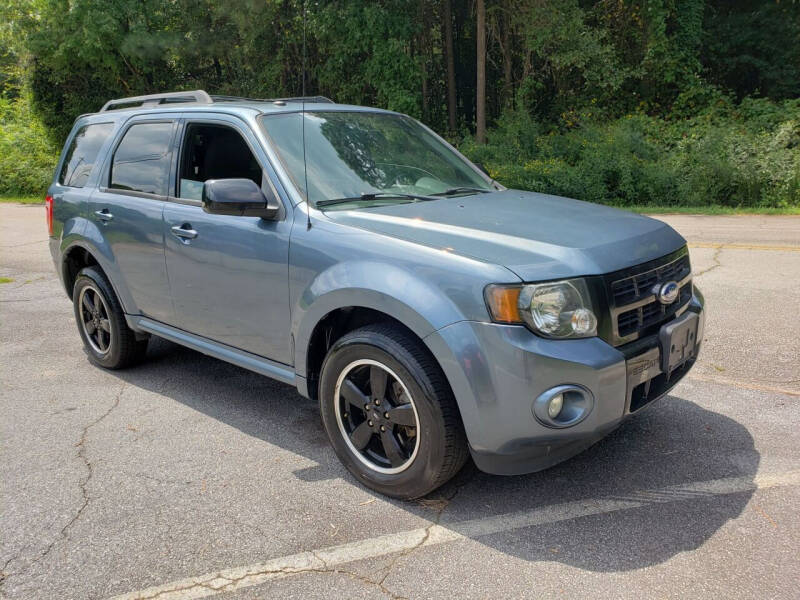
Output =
[
  {"x1": 364, "y1": 404, "x2": 370, "y2": 411},
  {"x1": 384, "y1": 412, "x2": 389, "y2": 419},
  {"x1": 342, "y1": 412, "x2": 348, "y2": 419},
  {"x1": 380, "y1": 425, "x2": 386, "y2": 432},
  {"x1": 368, "y1": 420, "x2": 374, "y2": 427},
  {"x1": 374, "y1": 399, "x2": 380, "y2": 405}
]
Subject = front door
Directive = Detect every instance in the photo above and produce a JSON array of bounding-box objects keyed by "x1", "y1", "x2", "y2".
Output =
[
  {"x1": 89, "y1": 117, "x2": 178, "y2": 323},
  {"x1": 163, "y1": 116, "x2": 292, "y2": 364}
]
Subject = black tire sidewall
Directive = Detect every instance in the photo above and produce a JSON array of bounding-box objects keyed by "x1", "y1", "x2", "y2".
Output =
[
  {"x1": 319, "y1": 331, "x2": 451, "y2": 499},
  {"x1": 72, "y1": 267, "x2": 128, "y2": 369}
]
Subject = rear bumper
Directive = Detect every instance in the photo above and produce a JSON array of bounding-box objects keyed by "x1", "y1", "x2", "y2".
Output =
[{"x1": 425, "y1": 293, "x2": 704, "y2": 476}]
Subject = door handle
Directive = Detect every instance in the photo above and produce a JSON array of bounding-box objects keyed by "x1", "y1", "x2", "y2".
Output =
[
  {"x1": 94, "y1": 209, "x2": 113, "y2": 222},
  {"x1": 171, "y1": 224, "x2": 198, "y2": 240}
]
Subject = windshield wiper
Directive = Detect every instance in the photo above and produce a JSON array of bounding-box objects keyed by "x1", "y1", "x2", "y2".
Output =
[
  {"x1": 316, "y1": 192, "x2": 436, "y2": 208},
  {"x1": 431, "y1": 187, "x2": 492, "y2": 197}
]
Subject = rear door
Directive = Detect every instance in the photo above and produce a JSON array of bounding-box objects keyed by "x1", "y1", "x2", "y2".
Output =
[
  {"x1": 162, "y1": 114, "x2": 292, "y2": 363},
  {"x1": 90, "y1": 115, "x2": 178, "y2": 323}
]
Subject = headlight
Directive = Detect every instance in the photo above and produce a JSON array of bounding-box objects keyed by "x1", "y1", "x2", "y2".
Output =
[{"x1": 485, "y1": 278, "x2": 598, "y2": 339}]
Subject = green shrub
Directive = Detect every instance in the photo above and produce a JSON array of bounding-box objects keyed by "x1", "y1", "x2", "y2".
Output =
[
  {"x1": 461, "y1": 99, "x2": 800, "y2": 208},
  {"x1": 0, "y1": 94, "x2": 59, "y2": 196}
]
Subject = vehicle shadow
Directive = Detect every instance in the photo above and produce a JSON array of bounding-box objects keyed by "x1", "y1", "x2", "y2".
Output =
[{"x1": 110, "y1": 337, "x2": 759, "y2": 573}]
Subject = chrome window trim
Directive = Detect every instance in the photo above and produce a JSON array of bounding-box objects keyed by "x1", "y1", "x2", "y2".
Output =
[{"x1": 98, "y1": 187, "x2": 167, "y2": 202}]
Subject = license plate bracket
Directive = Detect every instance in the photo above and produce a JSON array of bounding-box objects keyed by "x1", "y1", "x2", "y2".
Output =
[{"x1": 658, "y1": 311, "x2": 699, "y2": 374}]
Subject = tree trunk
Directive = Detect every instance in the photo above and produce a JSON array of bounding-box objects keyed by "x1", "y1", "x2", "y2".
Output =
[
  {"x1": 442, "y1": 0, "x2": 457, "y2": 133},
  {"x1": 502, "y1": 2, "x2": 513, "y2": 108},
  {"x1": 476, "y1": 0, "x2": 487, "y2": 143},
  {"x1": 419, "y1": 0, "x2": 429, "y2": 121}
]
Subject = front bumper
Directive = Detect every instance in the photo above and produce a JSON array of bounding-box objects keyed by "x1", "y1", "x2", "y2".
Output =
[{"x1": 424, "y1": 292, "x2": 704, "y2": 475}]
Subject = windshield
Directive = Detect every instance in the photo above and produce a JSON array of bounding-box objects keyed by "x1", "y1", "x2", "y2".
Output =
[{"x1": 259, "y1": 111, "x2": 494, "y2": 207}]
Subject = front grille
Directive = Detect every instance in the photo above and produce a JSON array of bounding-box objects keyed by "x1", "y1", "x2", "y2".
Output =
[
  {"x1": 605, "y1": 248, "x2": 692, "y2": 344},
  {"x1": 617, "y1": 285, "x2": 692, "y2": 338},
  {"x1": 610, "y1": 252, "x2": 691, "y2": 306}
]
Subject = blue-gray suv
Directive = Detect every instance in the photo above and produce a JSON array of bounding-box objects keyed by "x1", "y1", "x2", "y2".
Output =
[{"x1": 47, "y1": 90, "x2": 705, "y2": 498}]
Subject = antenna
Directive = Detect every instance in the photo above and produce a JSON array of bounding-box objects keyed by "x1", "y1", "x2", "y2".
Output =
[{"x1": 302, "y1": 0, "x2": 312, "y2": 230}]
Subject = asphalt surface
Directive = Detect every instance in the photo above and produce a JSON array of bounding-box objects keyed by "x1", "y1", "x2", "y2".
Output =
[{"x1": 1, "y1": 204, "x2": 798, "y2": 599}]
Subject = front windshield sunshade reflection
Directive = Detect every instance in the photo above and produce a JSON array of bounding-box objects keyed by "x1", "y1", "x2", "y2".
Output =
[{"x1": 260, "y1": 111, "x2": 493, "y2": 208}]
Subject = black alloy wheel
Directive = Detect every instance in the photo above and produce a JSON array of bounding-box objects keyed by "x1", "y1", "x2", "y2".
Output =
[
  {"x1": 335, "y1": 359, "x2": 420, "y2": 474},
  {"x1": 78, "y1": 285, "x2": 112, "y2": 354},
  {"x1": 72, "y1": 266, "x2": 148, "y2": 369},
  {"x1": 319, "y1": 323, "x2": 468, "y2": 499}
]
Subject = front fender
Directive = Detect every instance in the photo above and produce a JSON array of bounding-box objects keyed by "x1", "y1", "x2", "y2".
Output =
[{"x1": 292, "y1": 260, "x2": 463, "y2": 377}]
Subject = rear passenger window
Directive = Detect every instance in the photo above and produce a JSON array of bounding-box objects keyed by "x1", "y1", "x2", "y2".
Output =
[
  {"x1": 110, "y1": 122, "x2": 174, "y2": 196},
  {"x1": 59, "y1": 123, "x2": 114, "y2": 188}
]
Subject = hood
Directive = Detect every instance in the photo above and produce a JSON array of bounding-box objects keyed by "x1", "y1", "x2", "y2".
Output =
[{"x1": 323, "y1": 190, "x2": 686, "y2": 281}]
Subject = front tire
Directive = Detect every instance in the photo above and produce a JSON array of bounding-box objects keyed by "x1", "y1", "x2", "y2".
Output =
[
  {"x1": 319, "y1": 324, "x2": 468, "y2": 499},
  {"x1": 72, "y1": 266, "x2": 148, "y2": 369}
]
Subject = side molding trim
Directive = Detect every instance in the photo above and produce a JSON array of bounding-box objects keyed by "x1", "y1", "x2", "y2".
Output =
[{"x1": 132, "y1": 317, "x2": 296, "y2": 385}]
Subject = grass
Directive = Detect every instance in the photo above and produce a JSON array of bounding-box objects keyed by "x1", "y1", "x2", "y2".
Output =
[
  {"x1": 0, "y1": 195, "x2": 44, "y2": 204},
  {"x1": 0, "y1": 277, "x2": 14, "y2": 283},
  {"x1": 625, "y1": 205, "x2": 800, "y2": 215}
]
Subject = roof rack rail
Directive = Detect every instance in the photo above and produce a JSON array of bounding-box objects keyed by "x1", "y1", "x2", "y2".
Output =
[
  {"x1": 99, "y1": 90, "x2": 213, "y2": 112},
  {"x1": 99, "y1": 90, "x2": 336, "y2": 112},
  {"x1": 211, "y1": 95, "x2": 335, "y2": 104}
]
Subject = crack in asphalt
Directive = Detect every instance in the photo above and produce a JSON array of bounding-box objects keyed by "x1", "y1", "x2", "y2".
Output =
[
  {"x1": 687, "y1": 373, "x2": 800, "y2": 397},
  {"x1": 693, "y1": 246, "x2": 722, "y2": 278},
  {"x1": 0, "y1": 382, "x2": 127, "y2": 592},
  {"x1": 0, "y1": 239, "x2": 47, "y2": 249},
  {"x1": 0, "y1": 556, "x2": 17, "y2": 595},
  {"x1": 357, "y1": 478, "x2": 471, "y2": 600},
  {"x1": 0, "y1": 294, "x2": 63, "y2": 303},
  {"x1": 311, "y1": 549, "x2": 405, "y2": 600},
  {"x1": 130, "y1": 560, "x2": 364, "y2": 600},
  {"x1": 118, "y1": 480, "x2": 473, "y2": 600},
  {"x1": 123, "y1": 471, "x2": 199, "y2": 488}
]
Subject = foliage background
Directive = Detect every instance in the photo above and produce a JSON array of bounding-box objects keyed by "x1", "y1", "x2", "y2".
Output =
[{"x1": 1, "y1": 0, "x2": 798, "y2": 208}]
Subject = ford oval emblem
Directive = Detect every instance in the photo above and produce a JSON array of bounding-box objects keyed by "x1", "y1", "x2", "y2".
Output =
[{"x1": 655, "y1": 281, "x2": 679, "y2": 304}]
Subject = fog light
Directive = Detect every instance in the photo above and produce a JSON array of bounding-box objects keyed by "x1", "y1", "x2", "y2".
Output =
[
  {"x1": 532, "y1": 385, "x2": 594, "y2": 428},
  {"x1": 547, "y1": 393, "x2": 564, "y2": 419}
]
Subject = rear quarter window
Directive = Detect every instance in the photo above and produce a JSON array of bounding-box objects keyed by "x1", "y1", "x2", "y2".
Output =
[
  {"x1": 58, "y1": 122, "x2": 114, "y2": 188},
  {"x1": 110, "y1": 122, "x2": 174, "y2": 196}
]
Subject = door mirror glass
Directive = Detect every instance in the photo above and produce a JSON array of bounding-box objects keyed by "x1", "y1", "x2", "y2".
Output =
[{"x1": 202, "y1": 178, "x2": 279, "y2": 218}]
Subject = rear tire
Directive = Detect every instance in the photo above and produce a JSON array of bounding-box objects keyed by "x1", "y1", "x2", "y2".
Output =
[
  {"x1": 319, "y1": 324, "x2": 468, "y2": 499},
  {"x1": 72, "y1": 266, "x2": 148, "y2": 369}
]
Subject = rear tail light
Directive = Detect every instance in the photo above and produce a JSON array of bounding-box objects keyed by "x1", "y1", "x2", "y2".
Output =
[{"x1": 45, "y1": 195, "x2": 54, "y2": 236}]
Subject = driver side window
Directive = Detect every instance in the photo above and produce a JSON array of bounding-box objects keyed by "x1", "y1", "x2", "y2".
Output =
[{"x1": 179, "y1": 123, "x2": 262, "y2": 200}]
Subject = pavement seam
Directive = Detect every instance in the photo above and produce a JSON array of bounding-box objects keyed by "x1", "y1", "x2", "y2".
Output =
[
  {"x1": 688, "y1": 242, "x2": 800, "y2": 252},
  {"x1": 0, "y1": 381, "x2": 127, "y2": 592},
  {"x1": 307, "y1": 480, "x2": 471, "y2": 600},
  {"x1": 104, "y1": 469, "x2": 800, "y2": 600},
  {"x1": 692, "y1": 245, "x2": 723, "y2": 278},
  {"x1": 686, "y1": 373, "x2": 800, "y2": 397}
]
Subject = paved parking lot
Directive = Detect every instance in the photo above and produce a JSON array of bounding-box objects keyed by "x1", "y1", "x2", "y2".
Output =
[{"x1": 1, "y1": 204, "x2": 798, "y2": 599}]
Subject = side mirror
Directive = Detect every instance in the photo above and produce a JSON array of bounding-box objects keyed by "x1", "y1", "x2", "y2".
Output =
[{"x1": 202, "y1": 178, "x2": 279, "y2": 219}]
